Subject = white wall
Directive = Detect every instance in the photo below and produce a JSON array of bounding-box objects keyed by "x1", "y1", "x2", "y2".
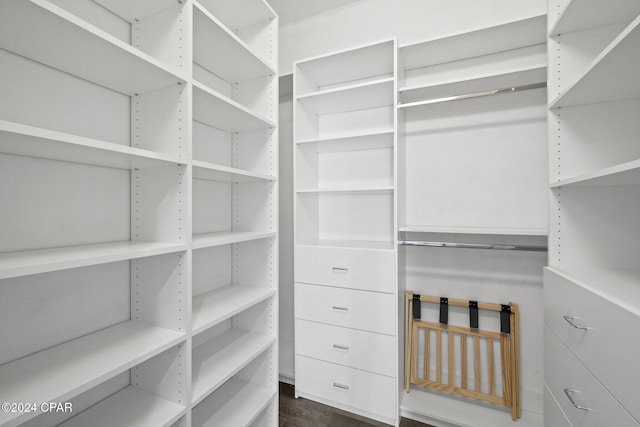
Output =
[{"x1": 279, "y1": 0, "x2": 546, "y2": 75}]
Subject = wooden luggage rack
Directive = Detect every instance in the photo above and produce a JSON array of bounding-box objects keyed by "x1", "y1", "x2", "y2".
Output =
[{"x1": 404, "y1": 291, "x2": 520, "y2": 420}]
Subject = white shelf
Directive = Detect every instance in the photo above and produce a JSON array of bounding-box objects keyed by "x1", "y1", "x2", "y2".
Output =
[
  {"x1": 296, "y1": 130, "x2": 394, "y2": 152},
  {"x1": 93, "y1": 0, "x2": 179, "y2": 22},
  {"x1": 296, "y1": 78, "x2": 394, "y2": 115},
  {"x1": 399, "y1": 15, "x2": 546, "y2": 70},
  {"x1": 399, "y1": 225, "x2": 548, "y2": 236},
  {"x1": 192, "y1": 329, "x2": 275, "y2": 406},
  {"x1": 192, "y1": 231, "x2": 276, "y2": 250},
  {"x1": 193, "y1": 81, "x2": 276, "y2": 133},
  {"x1": 296, "y1": 239, "x2": 396, "y2": 251},
  {"x1": 551, "y1": 15, "x2": 640, "y2": 109},
  {"x1": 0, "y1": 0, "x2": 185, "y2": 96},
  {"x1": 548, "y1": 266, "x2": 640, "y2": 317},
  {"x1": 193, "y1": 161, "x2": 276, "y2": 183},
  {"x1": 60, "y1": 386, "x2": 186, "y2": 427},
  {"x1": 0, "y1": 321, "x2": 185, "y2": 427},
  {"x1": 398, "y1": 65, "x2": 546, "y2": 104},
  {"x1": 0, "y1": 241, "x2": 187, "y2": 280},
  {"x1": 193, "y1": 2, "x2": 275, "y2": 83},
  {"x1": 296, "y1": 186, "x2": 394, "y2": 194},
  {"x1": 549, "y1": 0, "x2": 640, "y2": 36},
  {"x1": 551, "y1": 158, "x2": 640, "y2": 188},
  {"x1": 193, "y1": 377, "x2": 275, "y2": 427},
  {"x1": 196, "y1": 0, "x2": 277, "y2": 32},
  {"x1": 192, "y1": 285, "x2": 276, "y2": 335},
  {"x1": 0, "y1": 120, "x2": 184, "y2": 169}
]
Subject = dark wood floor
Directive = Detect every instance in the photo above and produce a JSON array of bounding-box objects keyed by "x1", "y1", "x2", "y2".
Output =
[{"x1": 279, "y1": 383, "x2": 433, "y2": 427}]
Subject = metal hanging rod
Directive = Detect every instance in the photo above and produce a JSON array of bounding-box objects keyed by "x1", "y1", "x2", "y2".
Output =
[
  {"x1": 397, "y1": 82, "x2": 547, "y2": 109},
  {"x1": 399, "y1": 240, "x2": 547, "y2": 252}
]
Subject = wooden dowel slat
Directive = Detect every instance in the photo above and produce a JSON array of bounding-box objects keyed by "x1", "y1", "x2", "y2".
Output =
[
  {"x1": 411, "y1": 322, "x2": 419, "y2": 383},
  {"x1": 474, "y1": 335, "x2": 480, "y2": 392},
  {"x1": 501, "y1": 334, "x2": 512, "y2": 407},
  {"x1": 436, "y1": 330, "x2": 442, "y2": 383},
  {"x1": 424, "y1": 327, "x2": 430, "y2": 381},
  {"x1": 461, "y1": 334, "x2": 467, "y2": 390},
  {"x1": 416, "y1": 295, "x2": 503, "y2": 312},
  {"x1": 405, "y1": 292, "x2": 413, "y2": 392},
  {"x1": 448, "y1": 332, "x2": 454, "y2": 385},
  {"x1": 487, "y1": 337, "x2": 494, "y2": 396}
]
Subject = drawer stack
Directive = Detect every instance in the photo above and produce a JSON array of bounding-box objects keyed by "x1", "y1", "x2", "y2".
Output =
[{"x1": 294, "y1": 246, "x2": 397, "y2": 423}]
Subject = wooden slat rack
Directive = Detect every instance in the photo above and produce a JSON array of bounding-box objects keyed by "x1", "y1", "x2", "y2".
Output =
[{"x1": 404, "y1": 291, "x2": 521, "y2": 420}]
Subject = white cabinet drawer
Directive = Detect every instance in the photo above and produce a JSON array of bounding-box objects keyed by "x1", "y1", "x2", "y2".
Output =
[
  {"x1": 544, "y1": 267, "x2": 640, "y2": 419},
  {"x1": 544, "y1": 383, "x2": 572, "y2": 427},
  {"x1": 295, "y1": 246, "x2": 395, "y2": 293},
  {"x1": 295, "y1": 355, "x2": 396, "y2": 421},
  {"x1": 294, "y1": 283, "x2": 396, "y2": 335},
  {"x1": 544, "y1": 327, "x2": 638, "y2": 427},
  {"x1": 295, "y1": 319, "x2": 396, "y2": 377}
]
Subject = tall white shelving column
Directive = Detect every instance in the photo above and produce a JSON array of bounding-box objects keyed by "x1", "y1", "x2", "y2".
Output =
[
  {"x1": 293, "y1": 39, "x2": 399, "y2": 425},
  {"x1": 545, "y1": 2, "x2": 640, "y2": 426}
]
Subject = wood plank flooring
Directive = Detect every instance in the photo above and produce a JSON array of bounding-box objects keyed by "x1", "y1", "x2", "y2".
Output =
[{"x1": 279, "y1": 383, "x2": 433, "y2": 427}]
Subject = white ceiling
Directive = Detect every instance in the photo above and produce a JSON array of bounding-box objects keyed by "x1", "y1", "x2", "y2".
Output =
[{"x1": 269, "y1": 0, "x2": 361, "y2": 26}]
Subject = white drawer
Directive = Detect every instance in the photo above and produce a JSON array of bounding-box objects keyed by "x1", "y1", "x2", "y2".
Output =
[
  {"x1": 295, "y1": 319, "x2": 396, "y2": 377},
  {"x1": 544, "y1": 383, "x2": 572, "y2": 427},
  {"x1": 544, "y1": 327, "x2": 638, "y2": 427},
  {"x1": 295, "y1": 246, "x2": 395, "y2": 293},
  {"x1": 294, "y1": 283, "x2": 396, "y2": 335},
  {"x1": 544, "y1": 267, "x2": 640, "y2": 419},
  {"x1": 295, "y1": 355, "x2": 396, "y2": 421}
]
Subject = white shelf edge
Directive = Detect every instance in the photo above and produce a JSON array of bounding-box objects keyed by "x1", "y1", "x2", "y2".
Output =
[
  {"x1": 59, "y1": 385, "x2": 186, "y2": 427},
  {"x1": 550, "y1": 15, "x2": 640, "y2": 109},
  {"x1": 293, "y1": 37, "x2": 396, "y2": 68},
  {"x1": 0, "y1": 119, "x2": 185, "y2": 169},
  {"x1": 0, "y1": 321, "x2": 186, "y2": 427},
  {"x1": 295, "y1": 240, "x2": 396, "y2": 251},
  {"x1": 398, "y1": 63, "x2": 547, "y2": 94},
  {"x1": 296, "y1": 186, "x2": 394, "y2": 194},
  {"x1": 192, "y1": 378, "x2": 275, "y2": 427},
  {"x1": 399, "y1": 226, "x2": 549, "y2": 236},
  {"x1": 296, "y1": 129, "x2": 395, "y2": 145},
  {"x1": 549, "y1": 0, "x2": 640, "y2": 37},
  {"x1": 0, "y1": 241, "x2": 187, "y2": 280},
  {"x1": 192, "y1": 160, "x2": 276, "y2": 182},
  {"x1": 192, "y1": 231, "x2": 276, "y2": 250},
  {"x1": 296, "y1": 76, "x2": 394, "y2": 102},
  {"x1": 193, "y1": 80, "x2": 277, "y2": 128},
  {"x1": 550, "y1": 158, "x2": 640, "y2": 188},
  {"x1": 191, "y1": 330, "x2": 275, "y2": 406},
  {"x1": 192, "y1": 285, "x2": 276, "y2": 336},
  {"x1": 193, "y1": 1, "x2": 276, "y2": 77}
]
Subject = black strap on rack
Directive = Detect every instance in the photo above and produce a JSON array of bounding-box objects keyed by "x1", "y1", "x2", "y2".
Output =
[
  {"x1": 439, "y1": 297, "x2": 449, "y2": 324},
  {"x1": 469, "y1": 300, "x2": 479, "y2": 329},
  {"x1": 412, "y1": 294, "x2": 421, "y2": 320},
  {"x1": 501, "y1": 304, "x2": 511, "y2": 334}
]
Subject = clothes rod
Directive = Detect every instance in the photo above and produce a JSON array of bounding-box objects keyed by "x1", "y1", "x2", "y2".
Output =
[
  {"x1": 397, "y1": 82, "x2": 547, "y2": 109},
  {"x1": 400, "y1": 240, "x2": 547, "y2": 252}
]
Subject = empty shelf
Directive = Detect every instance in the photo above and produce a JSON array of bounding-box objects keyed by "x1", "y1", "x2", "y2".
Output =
[
  {"x1": 192, "y1": 378, "x2": 275, "y2": 427},
  {"x1": 0, "y1": 0, "x2": 185, "y2": 96},
  {"x1": 296, "y1": 186, "x2": 394, "y2": 194},
  {"x1": 93, "y1": 0, "x2": 179, "y2": 22},
  {"x1": 297, "y1": 78, "x2": 394, "y2": 115},
  {"x1": 0, "y1": 241, "x2": 187, "y2": 280},
  {"x1": 296, "y1": 130, "x2": 394, "y2": 152},
  {"x1": 192, "y1": 285, "x2": 276, "y2": 335},
  {"x1": 60, "y1": 386, "x2": 186, "y2": 427},
  {"x1": 399, "y1": 225, "x2": 549, "y2": 236},
  {"x1": 193, "y1": 161, "x2": 276, "y2": 183},
  {"x1": 193, "y1": 82, "x2": 276, "y2": 133},
  {"x1": 549, "y1": 0, "x2": 640, "y2": 36},
  {"x1": 195, "y1": 0, "x2": 276, "y2": 32},
  {"x1": 192, "y1": 329, "x2": 275, "y2": 406},
  {"x1": 0, "y1": 321, "x2": 185, "y2": 426},
  {"x1": 296, "y1": 239, "x2": 396, "y2": 251},
  {"x1": 193, "y1": 2, "x2": 274, "y2": 83},
  {"x1": 551, "y1": 159, "x2": 640, "y2": 188},
  {"x1": 0, "y1": 120, "x2": 184, "y2": 170},
  {"x1": 551, "y1": 16, "x2": 640, "y2": 108},
  {"x1": 192, "y1": 231, "x2": 276, "y2": 249}
]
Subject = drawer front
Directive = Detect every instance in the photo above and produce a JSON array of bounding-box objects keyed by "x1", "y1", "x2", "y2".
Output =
[
  {"x1": 544, "y1": 267, "x2": 640, "y2": 419},
  {"x1": 295, "y1": 283, "x2": 396, "y2": 335},
  {"x1": 544, "y1": 327, "x2": 638, "y2": 427},
  {"x1": 295, "y1": 319, "x2": 396, "y2": 377},
  {"x1": 544, "y1": 383, "x2": 572, "y2": 427},
  {"x1": 295, "y1": 355, "x2": 396, "y2": 420},
  {"x1": 295, "y1": 246, "x2": 395, "y2": 293}
]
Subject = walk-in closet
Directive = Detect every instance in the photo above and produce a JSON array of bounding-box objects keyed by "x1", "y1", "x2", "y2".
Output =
[{"x1": 1, "y1": 1, "x2": 639, "y2": 426}]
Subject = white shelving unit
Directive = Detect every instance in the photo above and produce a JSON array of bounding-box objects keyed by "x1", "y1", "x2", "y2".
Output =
[
  {"x1": 293, "y1": 39, "x2": 399, "y2": 425},
  {"x1": 545, "y1": 2, "x2": 640, "y2": 426},
  {"x1": 0, "y1": 0, "x2": 278, "y2": 426},
  {"x1": 397, "y1": 16, "x2": 548, "y2": 427}
]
